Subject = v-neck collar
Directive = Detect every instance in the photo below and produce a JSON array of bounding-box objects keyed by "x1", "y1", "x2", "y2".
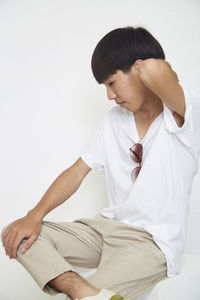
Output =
[{"x1": 130, "y1": 111, "x2": 164, "y2": 143}]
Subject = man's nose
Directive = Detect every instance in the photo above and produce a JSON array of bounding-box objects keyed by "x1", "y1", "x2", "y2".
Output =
[{"x1": 106, "y1": 86, "x2": 117, "y2": 100}]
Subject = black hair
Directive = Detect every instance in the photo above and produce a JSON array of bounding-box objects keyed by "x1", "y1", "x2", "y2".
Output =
[{"x1": 91, "y1": 26, "x2": 165, "y2": 84}]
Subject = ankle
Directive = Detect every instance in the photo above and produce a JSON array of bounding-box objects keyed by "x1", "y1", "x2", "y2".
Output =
[
  {"x1": 48, "y1": 270, "x2": 100, "y2": 300},
  {"x1": 73, "y1": 286, "x2": 101, "y2": 300}
]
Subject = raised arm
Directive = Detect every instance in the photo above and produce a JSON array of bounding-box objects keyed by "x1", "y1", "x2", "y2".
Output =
[{"x1": 134, "y1": 58, "x2": 186, "y2": 119}]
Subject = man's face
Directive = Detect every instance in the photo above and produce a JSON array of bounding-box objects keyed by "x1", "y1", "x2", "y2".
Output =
[{"x1": 103, "y1": 63, "x2": 149, "y2": 113}]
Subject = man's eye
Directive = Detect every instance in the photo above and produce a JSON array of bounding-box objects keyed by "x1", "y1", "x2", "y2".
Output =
[{"x1": 108, "y1": 82, "x2": 114, "y2": 86}]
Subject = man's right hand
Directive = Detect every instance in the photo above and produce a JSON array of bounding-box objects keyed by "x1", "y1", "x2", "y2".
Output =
[{"x1": 2, "y1": 215, "x2": 42, "y2": 259}]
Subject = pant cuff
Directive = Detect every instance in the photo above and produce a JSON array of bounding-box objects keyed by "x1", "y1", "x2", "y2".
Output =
[{"x1": 41, "y1": 266, "x2": 76, "y2": 295}]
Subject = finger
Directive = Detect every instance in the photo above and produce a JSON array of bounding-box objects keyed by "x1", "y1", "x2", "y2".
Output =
[
  {"x1": 5, "y1": 228, "x2": 21, "y2": 258},
  {"x1": 5, "y1": 232, "x2": 17, "y2": 258},
  {"x1": 2, "y1": 226, "x2": 11, "y2": 247},
  {"x1": 3, "y1": 230, "x2": 14, "y2": 257},
  {"x1": 2, "y1": 222, "x2": 16, "y2": 246},
  {"x1": 2, "y1": 231, "x2": 9, "y2": 249},
  {"x1": 20, "y1": 235, "x2": 37, "y2": 254},
  {"x1": 11, "y1": 234, "x2": 28, "y2": 258},
  {"x1": 2, "y1": 221, "x2": 15, "y2": 240}
]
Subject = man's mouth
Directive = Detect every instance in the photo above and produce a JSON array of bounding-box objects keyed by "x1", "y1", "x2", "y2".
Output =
[{"x1": 117, "y1": 102, "x2": 126, "y2": 107}]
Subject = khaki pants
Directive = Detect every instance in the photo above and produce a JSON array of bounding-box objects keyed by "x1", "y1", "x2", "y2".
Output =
[{"x1": 1, "y1": 213, "x2": 168, "y2": 300}]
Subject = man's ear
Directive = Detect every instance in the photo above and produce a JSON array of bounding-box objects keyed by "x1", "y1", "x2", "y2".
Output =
[
  {"x1": 134, "y1": 59, "x2": 144, "y2": 70},
  {"x1": 130, "y1": 59, "x2": 143, "y2": 74}
]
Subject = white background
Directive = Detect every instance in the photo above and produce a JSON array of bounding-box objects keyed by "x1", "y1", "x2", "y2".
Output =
[{"x1": 0, "y1": 0, "x2": 200, "y2": 299}]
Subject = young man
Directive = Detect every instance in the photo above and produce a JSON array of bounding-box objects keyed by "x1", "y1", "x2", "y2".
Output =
[{"x1": 1, "y1": 26, "x2": 200, "y2": 300}]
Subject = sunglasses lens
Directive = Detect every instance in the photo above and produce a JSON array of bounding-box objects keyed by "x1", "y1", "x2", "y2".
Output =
[
  {"x1": 130, "y1": 143, "x2": 143, "y2": 163},
  {"x1": 131, "y1": 166, "x2": 141, "y2": 181},
  {"x1": 130, "y1": 143, "x2": 143, "y2": 182}
]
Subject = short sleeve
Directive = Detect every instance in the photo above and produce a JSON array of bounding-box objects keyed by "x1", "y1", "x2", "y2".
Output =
[
  {"x1": 80, "y1": 118, "x2": 105, "y2": 173},
  {"x1": 163, "y1": 82, "x2": 200, "y2": 148}
]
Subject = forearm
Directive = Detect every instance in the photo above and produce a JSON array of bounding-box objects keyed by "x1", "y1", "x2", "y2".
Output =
[
  {"x1": 2, "y1": 162, "x2": 87, "y2": 259},
  {"x1": 27, "y1": 166, "x2": 82, "y2": 221}
]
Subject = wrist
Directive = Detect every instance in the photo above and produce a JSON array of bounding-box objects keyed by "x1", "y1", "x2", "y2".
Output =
[{"x1": 26, "y1": 208, "x2": 44, "y2": 222}]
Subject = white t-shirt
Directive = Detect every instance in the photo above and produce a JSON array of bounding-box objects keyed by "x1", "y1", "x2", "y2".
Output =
[{"x1": 80, "y1": 81, "x2": 200, "y2": 278}]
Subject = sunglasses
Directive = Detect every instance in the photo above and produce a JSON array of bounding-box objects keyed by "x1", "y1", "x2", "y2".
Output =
[{"x1": 129, "y1": 142, "x2": 143, "y2": 182}]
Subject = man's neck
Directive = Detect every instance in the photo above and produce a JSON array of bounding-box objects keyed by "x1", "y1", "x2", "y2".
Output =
[{"x1": 134, "y1": 93, "x2": 164, "y2": 123}]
